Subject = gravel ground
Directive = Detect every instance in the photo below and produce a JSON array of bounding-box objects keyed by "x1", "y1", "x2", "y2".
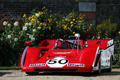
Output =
[{"x1": 0, "y1": 69, "x2": 120, "y2": 80}]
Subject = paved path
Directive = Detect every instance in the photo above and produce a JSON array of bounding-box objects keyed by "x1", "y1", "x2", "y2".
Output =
[{"x1": 0, "y1": 68, "x2": 120, "y2": 80}]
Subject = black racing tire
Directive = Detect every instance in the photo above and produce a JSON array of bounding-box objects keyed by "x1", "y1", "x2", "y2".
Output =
[
  {"x1": 26, "y1": 72, "x2": 39, "y2": 75},
  {"x1": 95, "y1": 59, "x2": 101, "y2": 75},
  {"x1": 106, "y1": 57, "x2": 112, "y2": 72}
]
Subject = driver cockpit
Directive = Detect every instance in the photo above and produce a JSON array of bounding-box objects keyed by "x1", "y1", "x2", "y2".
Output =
[{"x1": 52, "y1": 33, "x2": 88, "y2": 50}]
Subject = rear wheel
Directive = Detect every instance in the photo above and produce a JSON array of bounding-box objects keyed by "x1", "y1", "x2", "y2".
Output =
[
  {"x1": 26, "y1": 72, "x2": 39, "y2": 75},
  {"x1": 106, "y1": 57, "x2": 112, "y2": 72}
]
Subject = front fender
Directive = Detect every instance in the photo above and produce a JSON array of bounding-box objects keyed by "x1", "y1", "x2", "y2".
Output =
[
  {"x1": 19, "y1": 54, "x2": 23, "y2": 67},
  {"x1": 79, "y1": 47, "x2": 100, "y2": 68},
  {"x1": 22, "y1": 47, "x2": 41, "y2": 67}
]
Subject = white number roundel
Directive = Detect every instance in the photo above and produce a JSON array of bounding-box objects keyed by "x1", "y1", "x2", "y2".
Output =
[{"x1": 46, "y1": 57, "x2": 69, "y2": 68}]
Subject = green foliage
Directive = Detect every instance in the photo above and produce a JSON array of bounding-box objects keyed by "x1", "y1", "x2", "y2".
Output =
[
  {"x1": 57, "y1": 11, "x2": 92, "y2": 38},
  {"x1": 19, "y1": 8, "x2": 93, "y2": 45},
  {"x1": 96, "y1": 19, "x2": 117, "y2": 39},
  {"x1": 0, "y1": 66, "x2": 21, "y2": 70},
  {"x1": 0, "y1": 40, "x2": 12, "y2": 66},
  {"x1": 112, "y1": 65, "x2": 120, "y2": 68},
  {"x1": 113, "y1": 54, "x2": 119, "y2": 65},
  {"x1": 20, "y1": 7, "x2": 60, "y2": 46},
  {"x1": 113, "y1": 42, "x2": 120, "y2": 65},
  {"x1": 0, "y1": 21, "x2": 25, "y2": 66}
]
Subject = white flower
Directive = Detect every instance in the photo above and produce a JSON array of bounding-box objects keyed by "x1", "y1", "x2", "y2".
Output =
[
  {"x1": 3, "y1": 21, "x2": 7, "y2": 26},
  {"x1": 23, "y1": 26, "x2": 27, "y2": 31},
  {"x1": 25, "y1": 23, "x2": 29, "y2": 27},
  {"x1": 29, "y1": 35, "x2": 35, "y2": 41},
  {"x1": 38, "y1": 27, "x2": 41, "y2": 30},
  {"x1": 31, "y1": 37, "x2": 35, "y2": 41},
  {"x1": 27, "y1": 33, "x2": 30, "y2": 35},
  {"x1": 33, "y1": 29, "x2": 36, "y2": 32},
  {"x1": 14, "y1": 21, "x2": 19, "y2": 26},
  {"x1": 14, "y1": 38, "x2": 18, "y2": 41},
  {"x1": 0, "y1": 37, "x2": 3, "y2": 41},
  {"x1": 29, "y1": 35, "x2": 33, "y2": 39},
  {"x1": 92, "y1": 36, "x2": 95, "y2": 39},
  {"x1": 7, "y1": 35, "x2": 11, "y2": 39},
  {"x1": 35, "y1": 13, "x2": 40, "y2": 17},
  {"x1": 8, "y1": 24, "x2": 11, "y2": 27},
  {"x1": 28, "y1": 22, "x2": 32, "y2": 26}
]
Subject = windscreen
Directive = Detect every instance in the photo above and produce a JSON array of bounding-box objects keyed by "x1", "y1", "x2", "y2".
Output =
[{"x1": 52, "y1": 39, "x2": 83, "y2": 54}]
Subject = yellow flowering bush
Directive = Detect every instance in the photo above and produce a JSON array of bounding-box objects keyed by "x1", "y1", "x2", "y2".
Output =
[
  {"x1": 96, "y1": 19, "x2": 117, "y2": 39},
  {"x1": 21, "y1": 8, "x2": 93, "y2": 44},
  {"x1": 21, "y1": 7, "x2": 59, "y2": 45},
  {"x1": 58, "y1": 11, "x2": 92, "y2": 39}
]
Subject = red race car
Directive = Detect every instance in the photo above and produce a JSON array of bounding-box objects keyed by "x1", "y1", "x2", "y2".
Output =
[{"x1": 19, "y1": 33, "x2": 114, "y2": 75}]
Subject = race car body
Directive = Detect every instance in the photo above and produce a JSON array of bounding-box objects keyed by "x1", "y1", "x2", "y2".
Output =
[{"x1": 19, "y1": 33, "x2": 114, "y2": 74}]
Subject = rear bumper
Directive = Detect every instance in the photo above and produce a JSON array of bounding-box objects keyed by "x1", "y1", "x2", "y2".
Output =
[{"x1": 21, "y1": 67, "x2": 96, "y2": 73}]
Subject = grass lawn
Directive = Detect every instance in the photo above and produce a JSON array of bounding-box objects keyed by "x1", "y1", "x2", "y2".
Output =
[
  {"x1": 0, "y1": 66, "x2": 21, "y2": 70},
  {"x1": 112, "y1": 65, "x2": 120, "y2": 68}
]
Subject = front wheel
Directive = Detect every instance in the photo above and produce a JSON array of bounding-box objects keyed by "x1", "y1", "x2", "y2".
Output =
[
  {"x1": 95, "y1": 59, "x2": 101, "y2": 75},
  {"x1": 26, "y1": 72, "x2": 39, "y2": 75}
]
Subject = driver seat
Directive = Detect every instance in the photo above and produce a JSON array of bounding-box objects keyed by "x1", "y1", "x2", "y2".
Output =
[{"x1": 60, "y1": 41, "x2": 68, "y2": 49}]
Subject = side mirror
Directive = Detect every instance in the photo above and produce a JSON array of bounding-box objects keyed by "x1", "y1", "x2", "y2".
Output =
[{"x1": 25, "y1": 41, "x2": 31, "y2": 45}]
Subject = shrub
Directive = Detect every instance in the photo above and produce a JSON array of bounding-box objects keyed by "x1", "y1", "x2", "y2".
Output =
[
  {"x1": 96, "y1": 19, "x2": 117, "y2": 39},
  {"x1": 113, "y1": 41, "x2": 120, "y2": 65},
  {"x1": 21, "y1": 8, "x2": 94, "y2": 45},
  {"x1": 21, "y1": 7, "x2": 58, "y2": 45},
  {"x1": 58, "y1": 12, "x2": 85, "y2": 38},
  {"x1": 113, "y1": 54, "x2": 119, "y2": 65},
  {"x1": 57, "y1": 11, "x2": 94, "y2": 39},
  {"x1": 1, "y1": 21, "x2": 25, "y2": 66}
]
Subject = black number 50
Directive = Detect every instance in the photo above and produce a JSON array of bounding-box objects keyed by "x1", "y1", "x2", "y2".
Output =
[{"x1": 48, "y1": 59, "x2": 68, "y2": 64}]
